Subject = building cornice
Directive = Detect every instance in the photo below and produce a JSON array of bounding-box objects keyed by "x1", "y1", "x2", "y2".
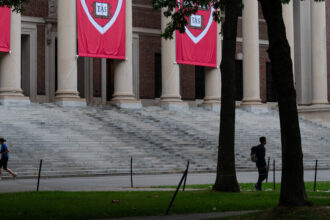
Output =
[
  {"x1": 133, "y1": 27, "x2": 161, "y2": 35},
  {"x1": 21, "y1": 16, "x2": 45, "y2": 24},
  {"x1": 132, "y1": 4, "x2": 153, "y2": 9}
]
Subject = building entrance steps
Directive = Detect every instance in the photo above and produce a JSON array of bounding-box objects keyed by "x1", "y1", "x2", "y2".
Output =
[{"x1": 0, "y1": 104, "x2": 329, "y2": 178}]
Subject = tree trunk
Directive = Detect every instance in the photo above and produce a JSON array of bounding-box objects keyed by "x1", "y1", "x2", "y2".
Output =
[
  {"x1": 259, "y1": 0, "x2": 310, "y2": 206},
  {"x1": 213, "y1": 0, "x2": 240, "y2": 192}
]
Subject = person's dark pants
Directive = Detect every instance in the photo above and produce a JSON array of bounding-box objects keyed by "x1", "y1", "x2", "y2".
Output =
[
  {"x1": 256, "y1": 167, "x2": 268, "y2": 190},
  {"x1": 0, "y1": 157, "x2": 8, "y2": 170}
]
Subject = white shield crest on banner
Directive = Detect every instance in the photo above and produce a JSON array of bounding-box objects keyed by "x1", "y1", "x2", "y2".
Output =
[
  {"x1": 177, "y1": 0, "x2": 214, "y2": 44},
  {"x1": 80, "y1": 0, "x2": 123, "y2": 34}
]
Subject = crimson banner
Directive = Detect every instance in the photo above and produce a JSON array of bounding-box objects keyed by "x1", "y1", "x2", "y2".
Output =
[
  {"x1": 176, "y1": 1, "x2": 217, "y2": 67},
  {"x1": 0, "y1": 7, "x2": 11, "y2": 53},
  {"x1": 77, "y1": 0, "x2": 126, "y2": 59}
]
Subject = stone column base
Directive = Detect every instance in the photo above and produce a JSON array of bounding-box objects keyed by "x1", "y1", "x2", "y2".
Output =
[
  {"x1": 239, "y1": 103, "x2": 269, "y2": 113},
  {"x1": 199, "y1": 102, "x2": 221, "y2": 112},
  {"x1": 159, "y1": 99, "x2": 189, "y2": 111},
  {"x1": 311, "y1": 102, "x2": 329, "y2": 106},
  {"x1": 110, "y1": 94, "x2": 142, "y2": 109},
  {"x1": 241, "y1": 99, "x2": 262, "y2": 106},
  {"x1": 55, "y1": 97, "x2": 87, "y2": 107},
  {"x1": 109, "y1": 99, "x2": 142, "y2": 109},
  {"x1": 0, "y1": 95, "x2": 30, "y2": 106},
  {"x1": 298, "y1": 104, "x2": 330, "y2": 112}
]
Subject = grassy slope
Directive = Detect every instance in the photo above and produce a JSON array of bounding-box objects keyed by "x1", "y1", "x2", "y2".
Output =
[
  {"x1": 213, "y1": 207, "x2": 330, "y2": 220},
  {"x1": 153, "y1": 182, "x2": 330, "y2": 192},
  {"x1": 1, "y1": 189, "x2": 330, "y2": 220}
]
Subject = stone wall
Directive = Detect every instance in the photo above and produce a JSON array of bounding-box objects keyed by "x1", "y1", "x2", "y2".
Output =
[
  {"x1": 22, "y1": 0, "x2": 48, "y2": 17},
  {"x1": 132, "y1": 6, "x2": 161, "y2": 29}
]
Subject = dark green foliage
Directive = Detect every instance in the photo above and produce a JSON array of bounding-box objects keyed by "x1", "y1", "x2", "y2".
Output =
[
  {"x1": 0, "y1": 0, "x2": 30, "y2": 12},
  {"x1": 152, "y1": 0, "x2": 228, "y2": 39}
]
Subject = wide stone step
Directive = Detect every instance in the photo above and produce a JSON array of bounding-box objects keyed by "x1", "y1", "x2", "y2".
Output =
[{"x1": 0, "y1": 104, "x2": 329, "y2": 178}]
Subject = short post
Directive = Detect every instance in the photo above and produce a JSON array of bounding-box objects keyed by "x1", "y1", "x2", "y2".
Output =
[
  {"x1": 314, "y1": 160, "x2": 318, "y2": 192},
  {"x1": 130, "y1": 157, "x2": 133, "y2": 188},
  {"x1": 182, "y1": 160, "x2": 190, "y2": 191},
  {"x1": 165, "y1": 169, "x2": 188, "y2": 215},
  {"x1": 273, "y1": 160, "x2": 275, "y2": 191},
  {"x1": 36, "y1": 159, "x2": 43, "y2": 192},
  {"x1": 266, "y1": 157, "x2": 270, "y2": 183}
]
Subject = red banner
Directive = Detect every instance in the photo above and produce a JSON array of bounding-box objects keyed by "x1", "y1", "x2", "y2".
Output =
[
  {"x1": 77, "y1": 0, "x2": 126, "y2": 59},
  {"x1": 0, "y1": 7, "x2": 11, "y2": 53},
  {"x1": 176, "y1": 1, "x2": 217, "y2": 67}
]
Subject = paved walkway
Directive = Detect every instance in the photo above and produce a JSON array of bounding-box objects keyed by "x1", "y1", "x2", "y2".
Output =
[
  {"x1": 1, "y1": 170, "x2": 330, "y2": 193},
  {"x1": 102, "y1": 210, "x2": 258, "y2": 220}
]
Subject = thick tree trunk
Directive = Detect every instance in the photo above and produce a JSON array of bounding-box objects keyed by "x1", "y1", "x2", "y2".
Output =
[
  {"x1": 259, "y1": 0, "x2": 310, "y2": 206},
  {"x1": 213, "y1": 0, "x2": 240, "y2": 192}
]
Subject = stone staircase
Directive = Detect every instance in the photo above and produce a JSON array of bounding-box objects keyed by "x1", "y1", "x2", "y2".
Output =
[{"x1": 0, "y1": 103, "x2": 329, "y2": 178}]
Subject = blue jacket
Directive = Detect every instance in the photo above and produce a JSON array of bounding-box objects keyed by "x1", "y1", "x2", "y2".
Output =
[{"x1": 0, "y1": 144, "x2": 9, "y2": 159}]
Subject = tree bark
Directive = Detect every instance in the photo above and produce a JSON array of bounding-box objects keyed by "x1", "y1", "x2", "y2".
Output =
[
  {"x1": 258, "y1": 0, "x2": 310, "y2": 206},
  {"x1": 213, "y1": 0, "x2": 240, "y2": 192}
]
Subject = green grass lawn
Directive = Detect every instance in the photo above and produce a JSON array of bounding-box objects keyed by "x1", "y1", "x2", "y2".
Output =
[
  {"x1": 153, "y1": 181, "x2": 330, "y2": 192},
  {"x1": 210, "y1": 207, "x2": 330, "y2": 220},
  {"x1": 1, "y1": 183, "x2": 330, "y2": 220}
]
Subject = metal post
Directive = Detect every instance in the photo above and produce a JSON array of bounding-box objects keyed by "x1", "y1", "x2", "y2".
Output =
[
  {"x1": 182, "y1": 160, "x2": 190, "y2": 191},
  {"x1": 130, "y1": 157, "x2": 133, "y2": 188},
  {"x1": 36, "y1": 159, "x2": 43, "y2": 192},
  {"x1": 165, "y1": 169, "x2": 188, "y2": 215},
  {"x1": 266, "y1": 157, "x2": 270, "y2": 183},
  {"x1": 273, "y1": 160, "x2": 275, "y2": 190},
  {"x1": 314, "y1": 160, "x2": 318, "y2": 192}
]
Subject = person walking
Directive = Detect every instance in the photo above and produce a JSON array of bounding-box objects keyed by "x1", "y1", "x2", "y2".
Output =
[
  {"x1": 254, "y1": 136, "x2": 267, "y2": 191},
  {"x1": 0, "y1": 138, "x2": 17, "y2": 179}
]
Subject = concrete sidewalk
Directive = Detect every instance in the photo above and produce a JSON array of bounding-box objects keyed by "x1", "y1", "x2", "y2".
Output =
[
  {"x1": 102, "y1": 210, "x2": 258, "y2": 220},
  {"x1": 1, "y1": 170, "x2": 329, "y2": 193}
]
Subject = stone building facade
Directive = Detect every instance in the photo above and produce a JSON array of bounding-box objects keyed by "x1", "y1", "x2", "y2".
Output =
[{"x1": 0, "y1": 0, "x2": 329, "y2": 110}]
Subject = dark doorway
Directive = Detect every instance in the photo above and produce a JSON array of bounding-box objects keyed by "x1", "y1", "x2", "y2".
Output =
[
  {"x1": 235, "y1": 60, "x2": 243, "y2": 101},
  {"x1": 21, "y1": 34, "x2": 30, "y2": 97},
  {"x1": 77, "y1": 57, "x2": 85, "y2": 98},
  {"x1": 195, "y1": 66, "x2": 205, "y2": 99},
  {"x1": 154, "y1": 53, "x2": 162, "y2": 98},
  {"x1": 266, "y1": 62, "x2": 278, "y2": 102},
  {"x1": 106, "y1": 59, "x2": 115, "y2": 101},
  {"x1": 93, "y1": 59, "x2": 102, "y2": 98},
  {"x1": 55, "y1": 38, "x2": 58, "y2": 92}
]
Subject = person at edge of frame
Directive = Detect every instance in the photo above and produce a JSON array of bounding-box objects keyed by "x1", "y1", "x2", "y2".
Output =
[{"x1": 0, "y1": 137, "x2": 17, "y2": 180}]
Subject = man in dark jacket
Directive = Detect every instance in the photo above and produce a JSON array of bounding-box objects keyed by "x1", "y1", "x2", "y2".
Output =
[{"x1": 255, "y1": 136, "x2": 267, "y2": 191}]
